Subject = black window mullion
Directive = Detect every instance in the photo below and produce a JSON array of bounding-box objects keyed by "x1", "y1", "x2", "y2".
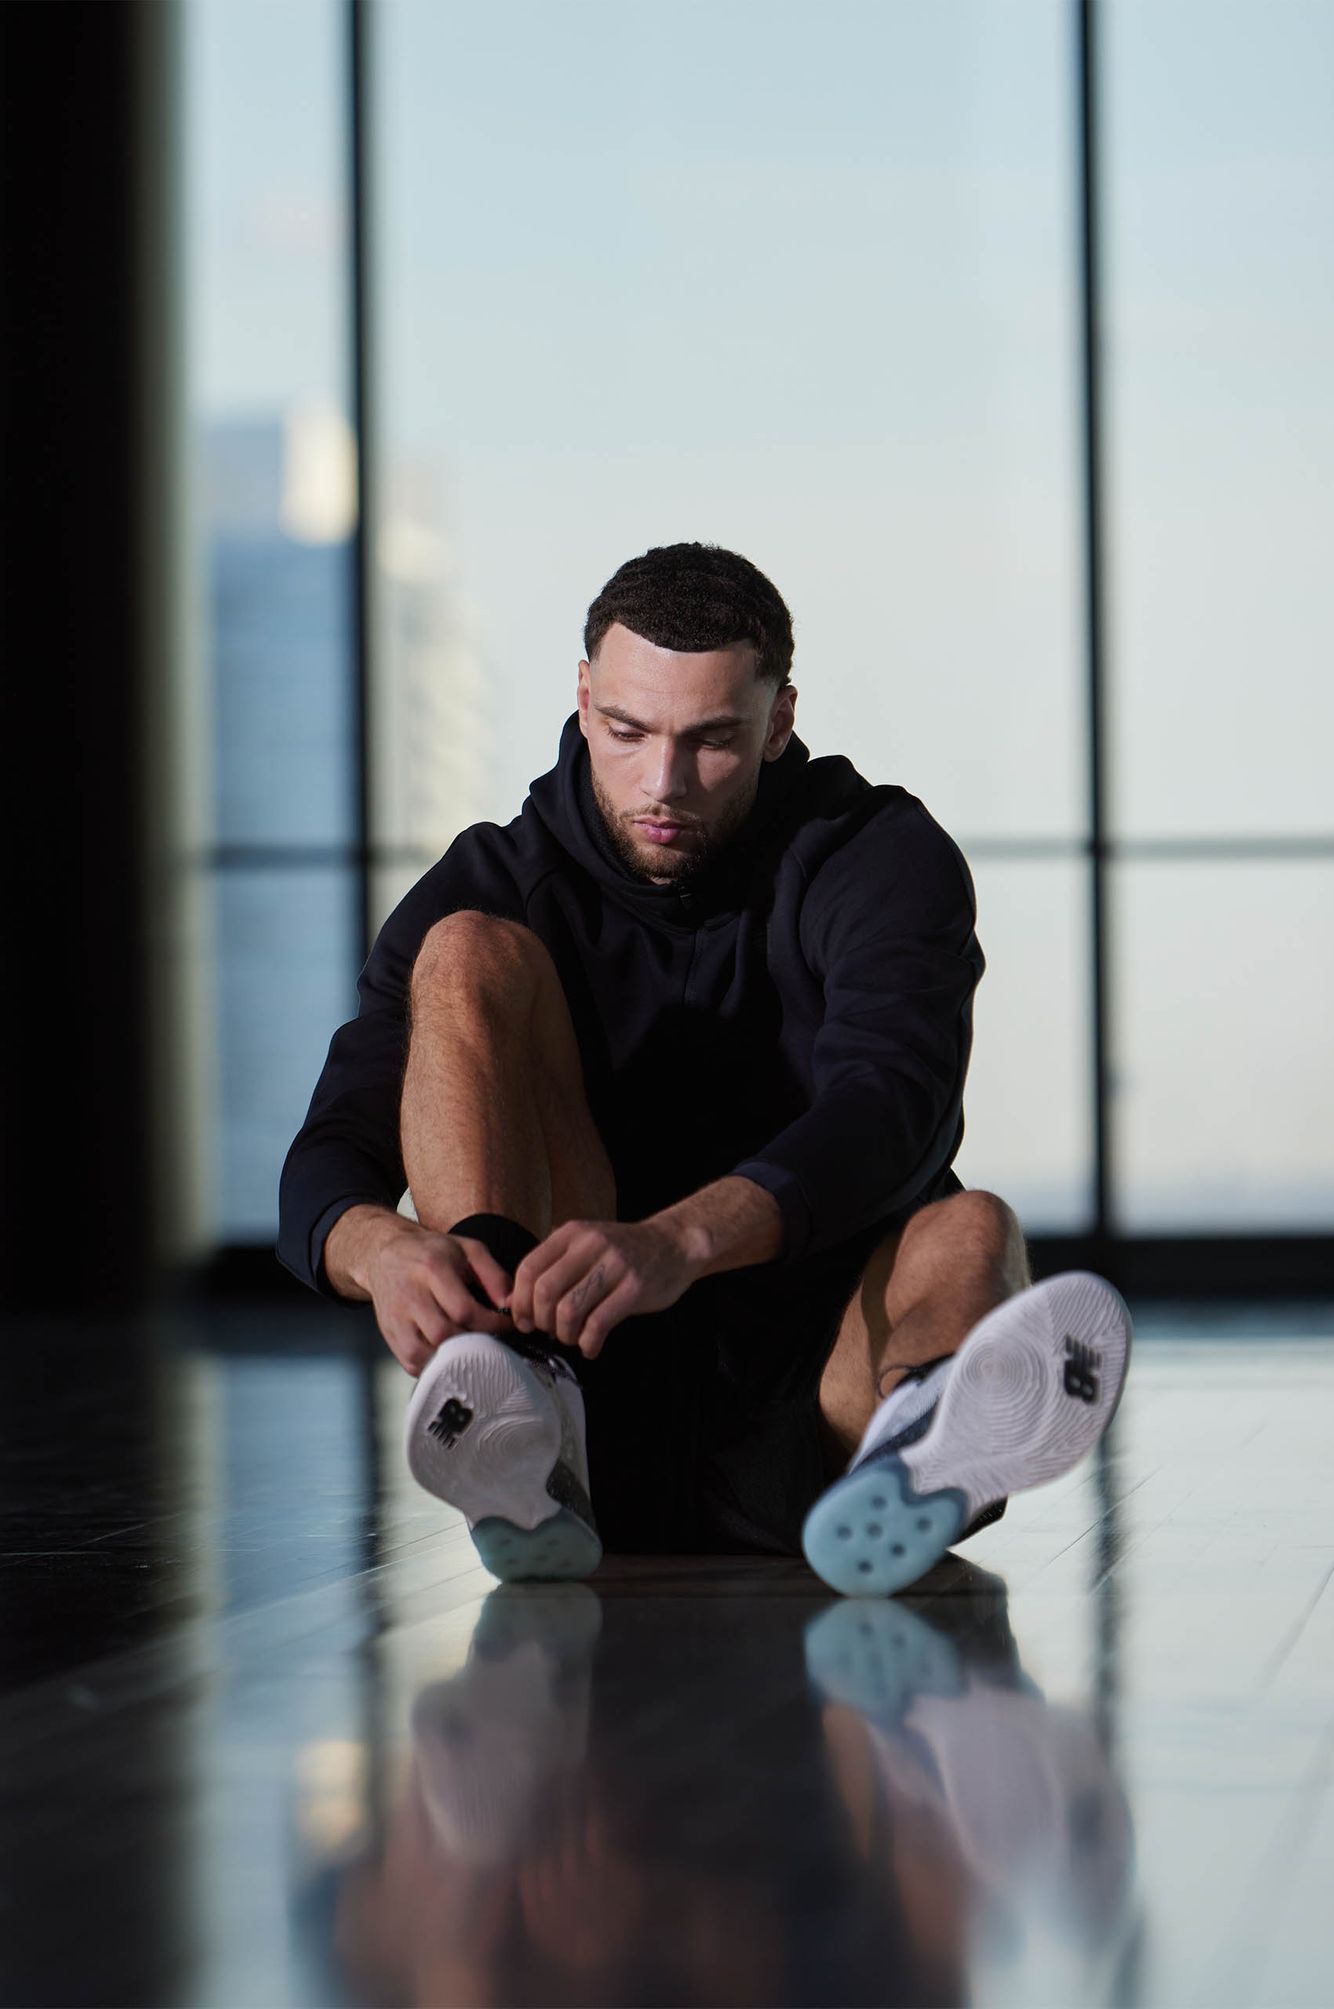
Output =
[
  {"x1": 1077, "y1": 0, "x2": 1112, "y2": 1255},
  {"x1": 349, "y1": 0, "x2": 375, "y2": 968}
]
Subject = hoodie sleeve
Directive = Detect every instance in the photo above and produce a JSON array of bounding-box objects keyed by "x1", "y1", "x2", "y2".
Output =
[
  {"x1": 275, "y1": 836, "x2": 524, "y2": 1300},
  {"x1": 728, "y1": 800, "x2": 984, "y2": 1268}
]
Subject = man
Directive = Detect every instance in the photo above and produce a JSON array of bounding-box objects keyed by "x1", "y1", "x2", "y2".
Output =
[{"x1": 278, "y1": 541, "x2": 1131, "y2": 1592}]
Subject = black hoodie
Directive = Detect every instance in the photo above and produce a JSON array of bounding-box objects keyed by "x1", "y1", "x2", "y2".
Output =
[{"x1": 276, "y1": 710, "x2": 983, "y2": 1301}]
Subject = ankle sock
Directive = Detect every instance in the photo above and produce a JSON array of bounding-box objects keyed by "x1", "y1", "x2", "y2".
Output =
[{"x1": 446, "y1": 1212, "x2": 541, "y2": 1294}]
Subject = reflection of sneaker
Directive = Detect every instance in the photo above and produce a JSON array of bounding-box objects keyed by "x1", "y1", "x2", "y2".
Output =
[
  {"x1": 413, "y1": 1584, "x2": 603, "y2": 1866},
  {"x1": 404, "y1": 1333, "x2": 601, "y2": 1580},
  {"x1": 804, "y1": 1576, "x2": 1134, "y2": 1948},
  {"x1": 804, "y1": 1555, "x2": 1022, "y2": 1716},
  {"x1": 805, "y1": 1587, "x2": 967, "y2": 1722},
  {"x1": 803, "y1": 1272, "x2": 1132, "y2": 1597}
]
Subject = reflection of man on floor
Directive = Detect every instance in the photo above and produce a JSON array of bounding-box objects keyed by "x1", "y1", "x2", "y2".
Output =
[
  {"x1": 316, "y1": 1572, "x2": 1133, "y2": 2008},
  {"x1": 278, "y1": 540, "x2": 1130, "y2": 1586}
]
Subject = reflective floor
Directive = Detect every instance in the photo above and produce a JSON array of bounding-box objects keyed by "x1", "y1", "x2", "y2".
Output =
[{"x1": 3, "y1": 1300, "x2": 1334, "y2": 2007}]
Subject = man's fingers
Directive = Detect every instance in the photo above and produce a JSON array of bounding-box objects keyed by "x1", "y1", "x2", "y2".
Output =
[
  {"x1": 452, "y1": 1235, "x2": 516, "y2": 1314},
  {"x1": 553, "y1": 1254, "x2": 624, "y2": 1347},
  {"x1": 373, "y1": 1233, "x2": 521, "y2": 1376},
  {"x1": 384, "y1": 1317, "x2": 434, "y2": 1377},
  {"x1": 394, "y1": 1279, "x2": 506, "y2": 1364},
  {"x1": 424, "y1": 1249, "x2": 514, "y2": 1334},
  {"x1": 452, "y1": 1287, "x2": 515, "y2": 1334},
  {"x1": 529, "y1": 1239, "x2": 607, "y2": 1338},
  {"x1": 441, "y1": 1293, "x2": 513, "y2": 1338},
  {"x1": 509, "y1": 1222, "x2": 583, "y2": 1329},
  {"x1": 576, "y1": 1277, "x2": 639, "y2": 1359}
]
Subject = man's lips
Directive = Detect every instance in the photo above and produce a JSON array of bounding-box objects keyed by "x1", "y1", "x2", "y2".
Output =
[{"x1": 635, "y1": 818, "x2": 692, "y2": 838}]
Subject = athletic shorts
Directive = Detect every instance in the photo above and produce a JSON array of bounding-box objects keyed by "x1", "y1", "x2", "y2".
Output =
[{"x1": 572, "y1": 1165, "x2": 965, "y2": 1557}]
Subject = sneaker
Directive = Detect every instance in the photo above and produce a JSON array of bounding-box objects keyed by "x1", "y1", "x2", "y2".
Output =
[
  {"x1": 404, "y1": 1330, "x2": 602, "y2": 1581},
  {"x1": 802, "y1": 1271, "x2": 1132, "y2": 1597}
]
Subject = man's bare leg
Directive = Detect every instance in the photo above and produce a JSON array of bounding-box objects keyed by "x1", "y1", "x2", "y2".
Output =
[
  {"x1": 389, "y1": 913, "x2": 615, "y2": 1581},
  {"x1": 401, "y1": 910, "x2": 617, "y2": 1245},
  {"x1": 816, "y1": 1191, "x2": 1033, "y2": 1472}
]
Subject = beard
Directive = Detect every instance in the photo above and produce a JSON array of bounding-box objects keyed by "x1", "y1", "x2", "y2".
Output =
[{"x1": 588, "y1": 762, "x2": 762, "y2": 887}]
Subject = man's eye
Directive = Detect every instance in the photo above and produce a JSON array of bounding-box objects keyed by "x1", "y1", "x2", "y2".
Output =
[{"x1": 607, "y1": 729, "x2": 732, "y2": 749}]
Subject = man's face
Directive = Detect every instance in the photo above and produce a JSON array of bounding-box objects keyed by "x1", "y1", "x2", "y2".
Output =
[{"x1": 576, "y1": 621, "x2": 797, "y2": 887}]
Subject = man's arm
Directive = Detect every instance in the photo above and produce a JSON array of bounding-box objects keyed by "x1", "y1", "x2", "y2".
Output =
[
  {"x1": 320, "y1": 1201, "x2": 414, "y2": 1300},
  {"x1": 719, "y1": 799, "x2": 984, "y2": 1271},
  {"x1": 650, "y1": 1174, "x2": 784, "y2": 1277},
  {"x1": 504, "y1": 1176, "x2": 787, "y2": 1355}
]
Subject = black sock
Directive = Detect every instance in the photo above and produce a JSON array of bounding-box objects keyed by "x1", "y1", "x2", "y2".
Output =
[{"x1": 446, "y1": 1211, "x2": 541, "y2": 1294}]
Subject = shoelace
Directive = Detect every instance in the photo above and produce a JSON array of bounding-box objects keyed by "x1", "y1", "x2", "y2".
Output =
[{"x1": 497, "y1": 1323, "x2": 577, "y2": 1382}]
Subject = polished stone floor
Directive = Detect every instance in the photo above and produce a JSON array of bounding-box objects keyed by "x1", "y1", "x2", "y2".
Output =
[{"x1": 2, "y1": 1299, "x2": 1334, "y2": 2007}]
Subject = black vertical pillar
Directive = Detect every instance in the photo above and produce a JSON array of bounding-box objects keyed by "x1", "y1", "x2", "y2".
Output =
[
  {"x1": 0, "y1": 1, "x2": 175, "y2": 1311},
  {"x1": 1076, "y1": 0, "x2": 1115, "y2": 1271},
  {"x1": 0, "y1": 17, "x2": 192, "y2": 1994},
  {"x1": 349, "y1": 0, "x2": 376, "y2": 968}
]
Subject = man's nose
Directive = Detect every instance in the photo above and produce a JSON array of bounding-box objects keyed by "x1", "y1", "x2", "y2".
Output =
[{"x1": 646, "y1": 742, "x2": 691, "y2": 801}]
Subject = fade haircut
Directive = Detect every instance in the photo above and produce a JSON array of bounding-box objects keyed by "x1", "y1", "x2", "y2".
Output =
[{"x1": 583, "y1": 541, "x2": 795, "y2": 692}]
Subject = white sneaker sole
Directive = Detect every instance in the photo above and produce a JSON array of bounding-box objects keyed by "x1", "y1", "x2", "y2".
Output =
[
  {"x1": 404, "y1": 1334, "x2": 601, "y2": 1581},
  {"x1": 802, "y1": 1271, "x2": 1132, "y2": 1597}
]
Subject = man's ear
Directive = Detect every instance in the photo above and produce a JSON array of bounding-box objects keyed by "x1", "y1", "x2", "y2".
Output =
[{"x1": 765, "y1": 685, "x2": 796, "y2": 758}]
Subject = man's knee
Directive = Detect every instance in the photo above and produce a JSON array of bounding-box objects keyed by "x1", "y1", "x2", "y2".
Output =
[
  {"x1": 904, "y1": 1187, "x2": 1030, "y2": 1280},
  {"x1": 411, "y1": 910, "x2": 554, "y2": 1000}
]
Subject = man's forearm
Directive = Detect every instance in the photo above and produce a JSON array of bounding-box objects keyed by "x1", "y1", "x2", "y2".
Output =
[
  {"x1": 322, "y1": 1179, "x2": 781, "y2": 1304},
  {"x1": 322, "y1": 1202, "x2": 412, "y2": 1300},
  {"x1": 652, "y1": 1175, "x2": 784, "y2": 1279}
]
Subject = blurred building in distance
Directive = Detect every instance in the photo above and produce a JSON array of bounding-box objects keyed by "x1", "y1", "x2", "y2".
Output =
[{"x1": 197, "y1": 408, "x2": 491, "y2": 1235}]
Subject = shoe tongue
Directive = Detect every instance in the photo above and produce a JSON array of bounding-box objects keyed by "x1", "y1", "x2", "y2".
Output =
[
  {"x1": 858, "y1": 1355, "x2": 954, "y2": 1461},
  {"x1": 901, "y1": 1351, "x2": 957, "y2": 1383}
]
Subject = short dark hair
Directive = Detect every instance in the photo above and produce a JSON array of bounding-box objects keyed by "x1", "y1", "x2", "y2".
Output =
[{"x1": 583, "y1": 541, "x2": 794, "y2": 691}]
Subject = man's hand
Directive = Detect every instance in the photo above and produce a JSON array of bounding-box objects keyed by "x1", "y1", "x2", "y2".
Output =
[
  {"x1": 358, "y1": 1217, "x2": 520, "y2": 1377},
  {"x1": 504, "y1": 1218, "x2": 701, "y2": 1359}
]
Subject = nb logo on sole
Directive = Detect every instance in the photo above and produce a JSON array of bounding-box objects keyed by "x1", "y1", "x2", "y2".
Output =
[
  {"x1": 1063, "y1": 1336, "x2": 1101, "y2": 1404},
  {"x1": 428, "y1": 1397, "x2": 474, "y2": 1448}
]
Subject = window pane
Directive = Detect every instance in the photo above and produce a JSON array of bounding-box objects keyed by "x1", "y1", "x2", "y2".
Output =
[
  {"x1": 370, "y1": 859, "x2": 439, "y2": 939},
  {"x1": 1105, "y1": 0, "x2": 1334, "y2": 837},
  {"x1": 1111, "y1": 861, "x2": 1334, "y2": 1230},
  {"x1": 953, "y1": 858, "x2": 1094, "y2": 1234},
  {"x1": 185, "y1": 0, "x2": 360, "y2": 1245},
  {"x1": 207, "y1": 513, "x2": 355, "y2": 846},
  {"x1": 214, "y1": 868, "x2": 359, "y2": 1240},
  {"x1": 370, "y1": 495, "x2": 495, "y2": 855},
  {"x1": 372, "y1": 0, "x2": 1084, "y2": 845},
  {"x1": 188, "y1": 0, "x2": 357, "y2": 850}
]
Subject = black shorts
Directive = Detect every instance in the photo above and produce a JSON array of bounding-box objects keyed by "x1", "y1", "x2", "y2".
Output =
[{"x1": 573, "y1": 1166, "x2": 965, "y2": 1557}]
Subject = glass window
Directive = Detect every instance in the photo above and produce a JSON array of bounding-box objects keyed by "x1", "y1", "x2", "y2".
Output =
[
  {"x1": 1111, "y1": 861, "x2": 1334, "y2": 1231},
  {"x1": 371, "y1": 0, "x2": 1084, "y2": 848},
  {"x1": 184, "y1": 0, "x2": 358, "y2": 1243},
  {"x1": 366, "y1": 0, "x2": 1092, "y2": 1236},
  {"x1": 215, "y1": 870, "x2": 359, "y2": 1239},
  {"x1": 1104, "y1": 0, "x2": 1334, "y2": 838},
  {"x1": 205, "y1": 419, "x2": 356, "y2": 848},
  {"x1": 954, "y1": 858, "x2": 1095, "y2": 1234}
]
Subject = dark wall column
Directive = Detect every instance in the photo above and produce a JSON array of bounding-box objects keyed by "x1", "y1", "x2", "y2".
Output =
[{"x1": 0, "y1": 0, "x2": 186, "y2": 1313}]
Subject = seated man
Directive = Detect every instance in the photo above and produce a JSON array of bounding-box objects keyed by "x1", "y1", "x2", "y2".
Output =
[{"x1": 277, "y1": 540, "x2": 1131, "y2": 1593}]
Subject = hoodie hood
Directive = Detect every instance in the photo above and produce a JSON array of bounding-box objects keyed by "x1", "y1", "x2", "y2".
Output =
[{"x1": 528, "y1": 709, "x2": 812, "y2": 928}]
